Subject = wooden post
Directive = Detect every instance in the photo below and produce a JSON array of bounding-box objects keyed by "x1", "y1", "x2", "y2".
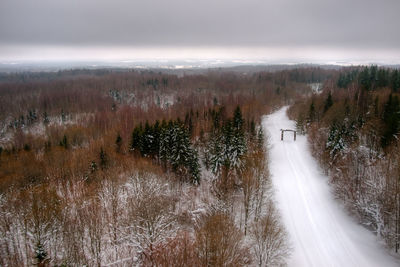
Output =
[{"x1": 281, "y1": 129, "x2": 296, "y2": 141}]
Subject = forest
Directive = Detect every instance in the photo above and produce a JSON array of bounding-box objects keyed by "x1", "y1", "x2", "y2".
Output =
[
  {"x1": 1, "y1": 65, "x2": 399, "y2": 266},
  {"x1": 0, "y1": 66, "x2": 322, "y2": 266},
  {"x1": 289, "y1": 65, "x2": 400, "y2": 253}
]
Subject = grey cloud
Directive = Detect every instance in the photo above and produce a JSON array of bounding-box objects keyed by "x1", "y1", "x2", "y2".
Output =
[{"x1": 0, "y1": 0, "x2": 399, "y2": 49}]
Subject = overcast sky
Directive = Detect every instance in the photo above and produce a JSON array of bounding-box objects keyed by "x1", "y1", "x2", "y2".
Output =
[{"x1": 0, "y1": 0, "x2": 399, "y2": 63}]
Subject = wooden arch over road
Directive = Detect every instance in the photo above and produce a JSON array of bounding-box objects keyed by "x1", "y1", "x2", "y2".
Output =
[{"x1": 280, "y1": 129, "x2": 297, "y2": 141}]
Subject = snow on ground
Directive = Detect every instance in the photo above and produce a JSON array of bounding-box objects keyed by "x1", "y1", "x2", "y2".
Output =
[
  {"x1": 309, "y1": 83, "x2": 323, "y2": 94},
  {"x1": 262, "y1": 107, "x2": 399, "y2": 267}
]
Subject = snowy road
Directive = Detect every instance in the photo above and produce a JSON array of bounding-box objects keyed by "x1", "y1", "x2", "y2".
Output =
[{"x1": 262, "y1": 107, "x2": 399, "y2": 267}]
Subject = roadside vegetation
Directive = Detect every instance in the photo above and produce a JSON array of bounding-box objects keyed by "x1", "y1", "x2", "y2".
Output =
[{"x1": 289, "y1": 65, "x2": 400, "y2": 253}]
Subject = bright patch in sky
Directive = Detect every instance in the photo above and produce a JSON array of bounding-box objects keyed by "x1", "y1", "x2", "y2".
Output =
[{"x1": 1, "y1": 45, "x2": 400, "y2": 65}]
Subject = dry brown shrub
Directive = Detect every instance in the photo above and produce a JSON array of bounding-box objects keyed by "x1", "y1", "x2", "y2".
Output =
[
  {"x1": 143, "y1": 231, "x2": 201, "y2": 267},
  {"x1": 195, "y1": 213, "x2": 251, "y2": 267}
]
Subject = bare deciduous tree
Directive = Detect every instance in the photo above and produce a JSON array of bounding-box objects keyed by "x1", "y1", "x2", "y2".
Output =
[
  {"x1": 250, "y1": 201, "x2": 290, "y2": 267},
  {"x1": 123, "y1": 174, "x2": 177, "y2": 265},
  {"x1": 195, "y1": 213, "x2": 251, "y2": 266}
]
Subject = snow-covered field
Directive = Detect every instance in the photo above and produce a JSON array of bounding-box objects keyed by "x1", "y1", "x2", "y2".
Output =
[{"x1": 262, "y1": 107, "x2": 399, "y2": 267}]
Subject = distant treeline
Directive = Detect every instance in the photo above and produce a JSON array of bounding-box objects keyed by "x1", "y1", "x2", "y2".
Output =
[{"x1": 337, "y1": 65, "x2": 400, "y2": 92}]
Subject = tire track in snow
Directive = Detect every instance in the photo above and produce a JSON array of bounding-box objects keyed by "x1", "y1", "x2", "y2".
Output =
[{"x1": 262, "y1": 107, "x2": 399, "y2": 267}]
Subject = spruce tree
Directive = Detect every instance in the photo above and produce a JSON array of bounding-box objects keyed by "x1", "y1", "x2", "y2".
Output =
[
  {"x1": 326, "y1": 122, "x2": 345, "y2": 159},
  {"x1": 59, "y1": 135, "x2": 68, "y2": 149},
  {"x1": 115, "y1": 133, "x2": 122, "y2": 153},
  {"x1": 159, "y1": 122, "x2": 200, "y2": 184},
  {"x1": 257, "y1": 127, "x2": 264, "y2": 150},
  {"x1": 249, "y1": 119, "x2": 256, "y2": 139},
  {"x1": 130, "y1": 124, "x2": 143, "y2": 153},
  {"x1": 231, "y1": 107, "x2": 247, "y2": 168},
  {"x1": 43, "y1": 111, "x2": 50, "y2": 125},
  {"x1": 34, "y1": 241, "x2": 48, "y2": 266},
  {"x1": 208, "y1": 131, "x2": 225, "y2": 174},
  {"x1": 141, "y1": 121, "x2": 153, "y2": 156},
  {"x1": 381, "y1": 94, "x2": 400, "y2": 147},
  {"x1": 90, "y1": 161, "x2": 97, "y2": 173},
  {"x1": 152, "y1": 120, "x2": 161, "y2": 156},
  {"x1": 359, "y1": 67, "x2": 372, "y2": 91},
  {"x1": 296, "y1": 113, "x2": 306, "y2": 134},
  {"x1": 222, "y1": 120, "x2": 234, "y2": 169},
  {"x1": 208, "y1": 108, "x2": 247, "y2": 175},
  {"x1": 309, "y1": 101, "x2": 316, "y2": 122},
  {"x1": 61, "y1": 109, "x2": 67, "y2": 123},
  {"x1": 233, "y1": 106, "x2": 244, "y2": 131},
  {"x1": 391, "y1": 70, "x2": 400, "y2": 92},
  {"x1": 323, "y1": 92, "x2": 333, "y2": 113},
  {"x1": 99, "y1": 147, "x2": 108, "y2": 170},
  {"x1": 188, "y1": 149, "x2": 200, "y2": 184}
]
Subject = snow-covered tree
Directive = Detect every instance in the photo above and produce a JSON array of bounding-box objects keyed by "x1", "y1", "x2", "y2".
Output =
[
  {"x1": 123, "y1": 174, "x2": 177, "y2": 264},
  {"x1": 208, "y1": 110, "x2": 247, "y2": 175},
  {"x1": 250, "y1": 202, "x2": 289, "y2": 267},
  {"x1": 159, "y1": 122, "x2": 200, "y2": 184},
  {"x1": 34, "y1": 241, "x2": 48, "y2": 266}
]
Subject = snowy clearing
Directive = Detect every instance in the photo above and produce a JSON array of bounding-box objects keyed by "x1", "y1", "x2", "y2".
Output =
[{"x1": 262, "y1": 107, "x2": 399, "y2": 267}]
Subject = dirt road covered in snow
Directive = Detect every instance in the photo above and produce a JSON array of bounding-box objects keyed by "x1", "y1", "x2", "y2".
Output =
[{"x1": 262, "y1": 107, "x2": 399, "y2": 267}]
